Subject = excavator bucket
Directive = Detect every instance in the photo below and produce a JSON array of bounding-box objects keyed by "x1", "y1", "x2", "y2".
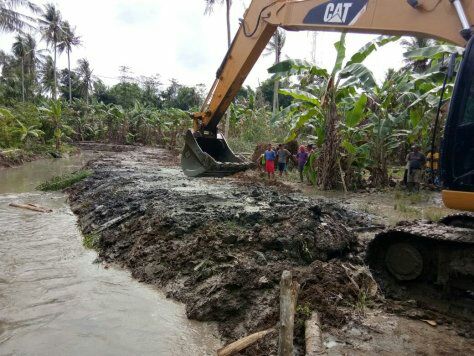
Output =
[{"x1": 181, "y1": 130, "x2": 254, "y2": 177}]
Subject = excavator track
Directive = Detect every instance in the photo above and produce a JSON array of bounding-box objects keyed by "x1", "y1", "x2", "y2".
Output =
[{"x1": 367, "y1": 216, "x2": 474, "y2": 320}]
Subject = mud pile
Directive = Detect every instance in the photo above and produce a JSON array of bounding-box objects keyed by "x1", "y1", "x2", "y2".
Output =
[{"x1": 67, "y1": 147, "x2": 377, "y2": 355}]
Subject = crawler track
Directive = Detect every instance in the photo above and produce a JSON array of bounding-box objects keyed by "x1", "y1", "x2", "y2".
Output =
[{"x1": 367, "y1": 218, "x2": 474, "y2": 320}]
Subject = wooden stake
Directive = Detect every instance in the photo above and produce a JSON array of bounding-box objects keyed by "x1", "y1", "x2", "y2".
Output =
[
  {"x1": 278, "y1": 270, "x2": 300, "y2": 356},
  {"x1": 305, "y1": 312, "x2": 326, "y2": 355},
  {"x1": 337, "y1": 159, "x2": 348, "y2": 194},
  {"x1": 217, "y1": 327, "x2": 276, "y2": 356}
]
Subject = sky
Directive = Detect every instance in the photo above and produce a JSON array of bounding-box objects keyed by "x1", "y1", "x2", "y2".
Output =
[{"x1": 0, "y1": 0, "x2": 407, "y2": 90}]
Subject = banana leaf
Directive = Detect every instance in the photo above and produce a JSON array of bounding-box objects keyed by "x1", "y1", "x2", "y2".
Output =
[
  {"x1": 404, "y1": 45, "x2": 463, "y2": 60},
  {"x1": 347, "y1": 35, "x2": 400, "y2": 66}
]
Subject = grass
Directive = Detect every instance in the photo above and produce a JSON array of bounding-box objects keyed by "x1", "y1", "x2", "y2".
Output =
[
  {"x1": 83, "y1": 233, "x2": 100, "y2": 250},
  {"x1": 355, "y1": 290, "x2": 370, "y2": 316},
  {"x1": 394, "y1": 202, "x2": 418, "y2": 214},
  {"x1": 422, "y1": 207, "x2": 446, "y2": 222},
  {"x1": 37, "y1": 170, "x2": 91, "y2": 191}
]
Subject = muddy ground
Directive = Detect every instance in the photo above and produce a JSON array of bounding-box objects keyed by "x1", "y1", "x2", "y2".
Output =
[{"x1": 67, "y1": 145, "x2": 473, "y2": 355}]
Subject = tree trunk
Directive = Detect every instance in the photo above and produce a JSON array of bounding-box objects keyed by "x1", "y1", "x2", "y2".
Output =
[
  {"x1": 273, "y1": 79, "x2": 279, "y2": 116},
  {"x1": 53, "y1": 41, "x2": 57, "y2": 100},
  {"x1": 272, "y1": 32, "x2": 280, "y2": 116},
  {"x1": 68, "y1": 49, "x2": 72, "y2": 103},
  {"x1": 21, "y1": 57, "x2": 25, "y2": 102},
  {"x1": 318, "y1": 98, "x2": 341, "y2": 190},
  {"x1": 217, "y1": 327, "x2": 276, "y2": 356}
]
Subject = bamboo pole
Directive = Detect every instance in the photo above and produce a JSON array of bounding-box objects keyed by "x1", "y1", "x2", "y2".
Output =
[
  {"x1": 217, "y1": 327, "x2": 276, "y2": 356},
  {"x1": 278, "y1": 270, "x2": 300, "y2": 356},
  {"x1": 305, "y1": 312, "x2": 326, "y2": 355}
]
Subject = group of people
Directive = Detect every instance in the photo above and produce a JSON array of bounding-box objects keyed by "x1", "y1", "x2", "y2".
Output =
[
  {"x1": 260, "y1": 143, "x2": 314, "y2": 182},
  {"x1": 259, "y1": 143, "x2": 439, "y2": 190}
]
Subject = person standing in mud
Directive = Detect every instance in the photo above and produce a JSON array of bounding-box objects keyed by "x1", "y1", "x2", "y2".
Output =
[
  {"x1": 276, "y1": 144, "x2": 291, "y2": 177},
  {"x1": 406, "y1": 145, "x2": 426, "y2": 191},
  {"x1": 264, "y1": 144, "x2": 276, "y2": 180},
  {"x1": 296, "y1": 145, "x2": 308, "y2": 182}
]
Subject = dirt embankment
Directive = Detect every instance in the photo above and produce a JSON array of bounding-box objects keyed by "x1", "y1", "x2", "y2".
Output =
[
  {"x1": 0, "y1": 149, "x2": 38, "y2": 168},
  {"x1": 67, "y1": 147, "x2": 474, "y2": 355}
]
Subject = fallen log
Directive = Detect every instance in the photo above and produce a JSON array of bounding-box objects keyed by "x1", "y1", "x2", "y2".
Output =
[
  {"x1": 278, "y1": 270, "x2": 300, "y2": 356},
  {"x1": 9, "y1": 202, "x2": 52, "y2": 213},
  {"x1": 217, "y1": 327, "x2": 276, "y2": 356},
  {"x1": 305, "y1": 312, "x2": 326, "y2": 355}
]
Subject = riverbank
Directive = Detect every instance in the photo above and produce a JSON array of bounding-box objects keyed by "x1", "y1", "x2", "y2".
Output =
[
  {"x1": 66, "y1": 146, "x2": 474, "y2": 355},
  {"x1": 0, "y1": 145, "x2": 79, "y2": 169},
  {"x1": 0, "y1": 150, "x2": 221, "y2": 355}
]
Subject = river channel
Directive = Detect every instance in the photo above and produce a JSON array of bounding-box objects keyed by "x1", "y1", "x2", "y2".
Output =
[{"x1": 0, "y1": 153, "x2": 221, "y2": 355}]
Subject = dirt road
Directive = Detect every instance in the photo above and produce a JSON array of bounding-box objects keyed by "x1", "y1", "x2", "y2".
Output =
[{"x1": 67, "y1": 146, "x2": 474, "y2": 355}]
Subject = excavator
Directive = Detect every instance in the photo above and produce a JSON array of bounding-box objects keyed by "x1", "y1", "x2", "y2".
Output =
[{"x1": 182, "y1": 0, "x2": 474, "y2": 317}]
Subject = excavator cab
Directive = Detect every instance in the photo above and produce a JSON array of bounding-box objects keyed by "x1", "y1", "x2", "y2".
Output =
[
  {"x1": 441, "y1": 37, "x2": 474, "y2": 210},
  {"x1": 182, "y1": 130, "x2": 254, "y2": 177}
]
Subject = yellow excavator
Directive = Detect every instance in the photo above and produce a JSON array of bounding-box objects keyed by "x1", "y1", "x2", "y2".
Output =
[{"x1": 182, "y1": 0, "x2": 474, "y2": 315}]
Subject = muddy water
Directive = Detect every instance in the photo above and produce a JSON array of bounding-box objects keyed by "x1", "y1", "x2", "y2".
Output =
[{"x1": 0, "y1": 155, "x2": 221, "y2": 355}]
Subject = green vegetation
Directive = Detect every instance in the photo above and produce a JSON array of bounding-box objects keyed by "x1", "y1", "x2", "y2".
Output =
[
  {"x1": 36, "y1": 169, "x2": 91, "y2": 191},
  {"x1": 0, "y1": 1, "x2": 462, "y2": 194},
  {"x1": 83, "y1": 233, "x2": 100, "y2": 250},
  {"x1": 269, "y1": 34, "x2": 461, "y2": 190}
]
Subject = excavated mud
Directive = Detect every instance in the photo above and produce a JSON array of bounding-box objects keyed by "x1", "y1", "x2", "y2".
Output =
[
  {"x1": 67, "y1": 147, "x2": 376, "y2": 354},
  {"x1": 67, "y1": 147, "x2": 474, "y2": 355}
]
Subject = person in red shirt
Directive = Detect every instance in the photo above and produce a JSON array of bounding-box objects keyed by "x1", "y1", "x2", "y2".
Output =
[{"x1": 264, "y1": 144, "x2": 276, "y2": 179}]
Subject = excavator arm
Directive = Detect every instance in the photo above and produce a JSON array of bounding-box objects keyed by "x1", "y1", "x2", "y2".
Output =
[{"x1": 182, "y1": 0, "x2": 474, "y2": 182}]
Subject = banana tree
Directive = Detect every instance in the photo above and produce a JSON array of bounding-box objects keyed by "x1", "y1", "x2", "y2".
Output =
[
  {"x1": 40, "y1": 100, "x2": 72, "y2": 150},
  {"x1": 270, "y1": 34, "x2": 399, "y2": 189},
  {"x1": 0, "y1": 107, "x2": 15, "y2": 148},
  {"x1": 12, "y1": 119, "x2": 44, "y2": 149}
]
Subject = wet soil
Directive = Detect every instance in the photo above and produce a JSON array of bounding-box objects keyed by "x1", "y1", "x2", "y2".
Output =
[{"x1": 67, "y1": 147, "x2": 474, "y2": 355}]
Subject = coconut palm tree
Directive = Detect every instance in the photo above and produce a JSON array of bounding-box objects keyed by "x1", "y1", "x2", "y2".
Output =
[
  {"x1": 58, "y1": 20, "x2": 80, "y2": 103},
  {"x1": 12, "y1": 34, "x2": 27, "y2": 101},
  {"x1": 265, "y1": 29, "x2": 286, "y2": 115},
  {"x1": 39, "y1": 3, "x2": 61, "y2": 99},
  {"x1": 12, "y1": 32, "x2": 40, "y2": 101},
  {"x1": 76, "y1": 58, "x2": 93, "y2": 104},
  {"x1": 39, "y1": 54, "x2": 56, "y2": 95},
  {"x1": 0, "y1": 0, "x2": 39, "y2": 33},
  {"x1": 205, "y1": 0, "x2": 232, "y2": 48}
]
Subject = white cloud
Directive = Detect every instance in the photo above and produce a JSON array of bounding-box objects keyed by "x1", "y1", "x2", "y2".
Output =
[{"x1": 0, "y1": 0, "x2": 405, "y2": 90}]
